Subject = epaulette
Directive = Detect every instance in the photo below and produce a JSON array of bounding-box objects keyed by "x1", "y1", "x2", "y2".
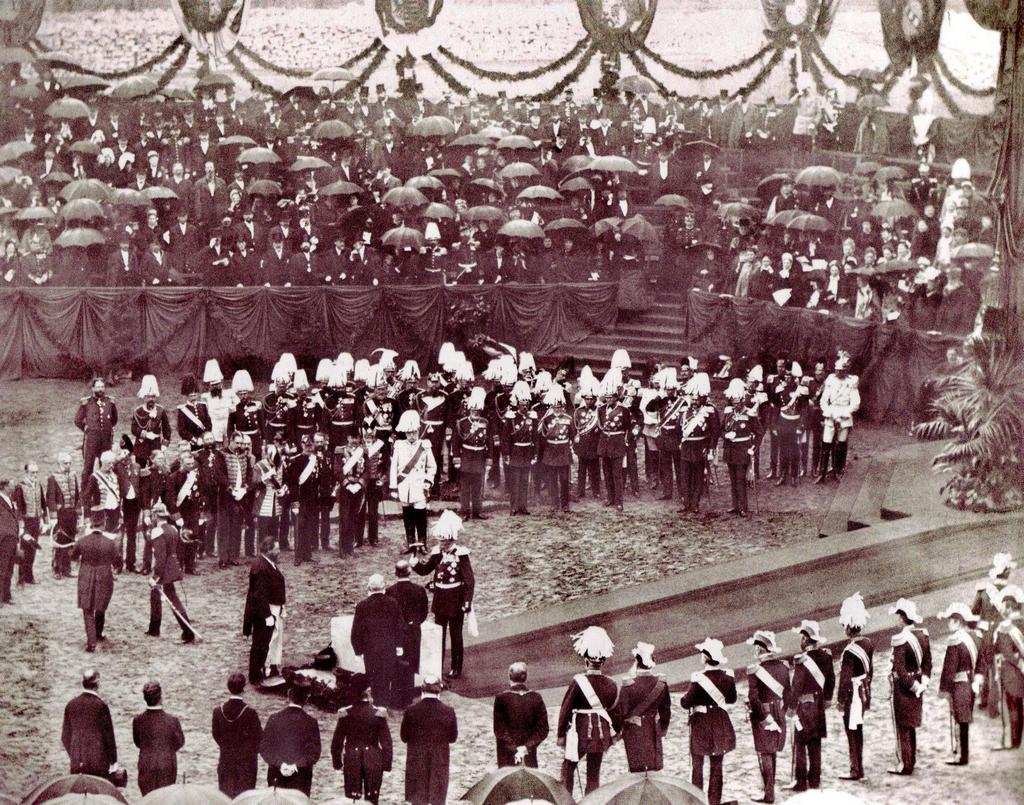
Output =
[
  {"x1": 890, "y1": 633, "x2": 904, "y2": 646},
  {"x1": 80, "y1": 396, "x2": 90, "y2": 403},
  {"x1": 338, "y1": 706, "x2": 351, "y2": 715},
  {"x1": 724, "y1": 668, "x2": 735, "y2": 677},
  {"x1": 374, "y1": 707, "x2": 388, "y2": 717},
  {"x1": 621, "y1": 677, "x2": 635, "y2": 686},
  {"x1": 916, "y1": 627, "x2": 929, "y2": 636},
  {"x1": 976, "y1": 580, "x2": 990, "y2": 591},
  {"x1": 456, "y1": 546, "x2": 470, "y2": 556},
  {"x1": 430, "y1": 546, "x2": 441, "y2": 555}
]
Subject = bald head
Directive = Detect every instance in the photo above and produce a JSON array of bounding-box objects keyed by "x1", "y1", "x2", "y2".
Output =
[
  {"x1": 82, "y1": 669, "x2": 99, "y2": 690},
  {"x1": 509, "y1": 662, "x2": 528, "y2": 684},
  {"x1": 394, "y1": 560, "x2": 411, "y2": 579}
]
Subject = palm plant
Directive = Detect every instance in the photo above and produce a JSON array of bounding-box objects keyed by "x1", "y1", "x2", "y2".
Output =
[{"x1": 914, "y1": 334, "x2": 1024, "y2": 512}]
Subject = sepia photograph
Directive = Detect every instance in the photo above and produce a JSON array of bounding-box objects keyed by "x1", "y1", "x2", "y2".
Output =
[{"x1": 0, "y1": 0, "x2": 1022, "y2": 803}]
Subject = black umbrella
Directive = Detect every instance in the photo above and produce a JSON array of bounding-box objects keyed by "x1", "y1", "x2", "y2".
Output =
[
  {"x1": 21, "y1": 775, "x2": 129, "y2": 805},
  {"x1": 462, "y1": 767, "x2": 576, "y2": 805}
]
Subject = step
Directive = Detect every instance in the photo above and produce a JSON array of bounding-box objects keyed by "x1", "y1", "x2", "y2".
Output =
[{"x1": 611, "y1": 322, "x2": 688, "y2": 339}]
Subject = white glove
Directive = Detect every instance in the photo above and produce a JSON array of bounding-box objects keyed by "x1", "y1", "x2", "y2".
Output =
[
  {"x1": 514, "y1": 746, "x2": 528, "y2": 764},
  {"x1": 265, "y1": 615, "x2": 275, "y2": 627},
  {"x1": 279, "y1": 762, "x2": 297, "y2": 777}
]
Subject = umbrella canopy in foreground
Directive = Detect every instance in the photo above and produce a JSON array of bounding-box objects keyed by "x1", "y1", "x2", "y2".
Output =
[
  {"x1": 462, "y1": 766, "x2": 576, "y2": 805},
  {"x1": 45, "y1": 795, "x2": 123, "y2": 805},
  {"x1": 230, "y1": 789, "x2": 308, "y2": 805},
  {"x1": 410, "y1": 116, "x2": 457, "y2": 138},
  {"x1": 60, "y1": 198, "x2": 106, "y2": 222},
  {"x1": 312, "y1": 120, "x2": 354, "y2": 141},
  {"x1": 55, "y1": 227, "x2": 106, "y2": 248},
  {"x1": 795, "y1": 165, "x2": 843, "y2": 188},
  {"x1": 463, "y1": 205, "x2": 508, "y2": 223},
  {"x1": 61, "y1": 178, "x2": 111, "y2": 202},
  {"x1": 382, "y1": 226, "x2": 425, "y2": 250},
  {"x1": 21, "y1": 774, "x2": 129, "y2": 805},
  {"x1": 140, "y1": 783, "x2": 230, "y2": 805},
  {"x1": 108, "y1": 76, "x2": 158, "y2": 99},
  {"x1": 578, "y1": 772, "x2": 707, "y2": 804},
  {"x1": 46, "y1": 97, "x2": 92, "y2": 120},
  {"x1": 588, "y1": 155, "x2": 639, "y2": 174},
  {"x1": 498, "y1": 220, "x2": 545, "y2": 239}
]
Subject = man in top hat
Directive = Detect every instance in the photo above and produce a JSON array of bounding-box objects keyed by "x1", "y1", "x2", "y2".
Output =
[
  {"x1": 746, "y1": 630, "x2": 789, "y2": 803},
  {"x1": 615, "y1": 642, "x2": 671, "y2": 773},
  {"x1": 596, "y1": 371, "x2": 630, "y2": 512},
  {"x1": 212, "y1": 673, "x2": 264, "y2": 797},
  {"x1": 452, "y1": 387, "x2": 491, "y2": 521},
  {"x1": 973, "y1": 552, "x2": 1016, "y2": 714},
  {"x1": 721, "y1": 379, "x2": 759, "y2": 516},
  {"x1": 494, "y1": 661, "x2": 550, "y2": 768},
  {"x1": 390, "y1": 408, "x2": 436, "y2": 552},
  {"x1": 816, "y1": 351, "x2": 860, "y2": 483},
  {"x1": 244, "y1": 536, "x2": 287, "y2": 685},
  {"x1": 414, "y1": 510, "x2": 475, "y2": 681},
  {"x1": 889, "y1": 597, "x2": 932, "y2": 774},
  {"x1": 130, "y1": 375, "x2": 171, "y2": 468},
  {"x1": 678, "y1": 372, "x2": 719, "y2": 514},
  {"x1": 387, "y1": 559, "x2": 430, "y2": 709},
  {"x1": 177, "y1": 374, "x2": 212, "y2": 448},
  {"x1": 557, "y1": 625, "x2": 620, "y2": 795},
  {"x1": 47, "y1": 451, "x2": 81, "y2": 579},
  {"x1": 400, "y1": 675, "x2": 458, "y2": 805},
  {"x1": 260, "y1": 679, "x2": 322, "y2": 795},
  {"x1": 502, "y1": 381, "x2": 537, "y2": 516},
  {"x1": 837, "y1": 593, "x2": 873, "y2": 781},
  {"x1": 938, "y1": 602, "x2": 983, "y2": 765},
  {"x1": 352, "y1": 573, "x2": 405, "y2": 709},
  {"x1": 994, "y1": 584, "x2": 1024, "y2": 749},
  {"x1": 72, "y1": 526, "x2": 120, "y2": 652},
  {"x1": 786, "y1": 619, "x2": 835, "y2": 792},
  {"x1": 132, "y1": 680, "x2": 186, "y2": 796},
  {"x1": 680, "y1": 637, "x2": 737, "y2": 805},
  {"x1": 331, "y1": 673, "x2": 393, "y2": 804},
  {"x1": 144, "y1": 502, "x2": 196, "y2": 644},
  {"x1": 75, "y1": 378, "x2": 118, "y2": 487}
]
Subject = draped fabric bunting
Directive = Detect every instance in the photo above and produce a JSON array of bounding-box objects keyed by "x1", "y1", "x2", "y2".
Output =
[
  {"x1": 965, "y1": 0, "x2": 1023, "y2": 328},
  {"x1": 0, "y1": 284, "x2": 618, "y2": 380},
  {"x1": 169, "y1": 0, "x2": 248, "y2": 59},
  {"x1": 576, "y1": 0, "x2": 658, "y2": 53},
  {"x1": 683, "y1": 291, "x2": 962, "y2": 422},
  {"x1": 0, "y1": 0, "x2": 45, "y2": 48},
  {"x1": 761, "y1": 0, "x2": 841, "y2": 41},
  {"x1": 878, "y1": 0, "x2": 947, "y2": 69}
]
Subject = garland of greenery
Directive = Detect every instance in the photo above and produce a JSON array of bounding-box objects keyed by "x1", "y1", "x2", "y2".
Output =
[
  {"x1": 421, "y1": 52, "x2": 475, "y2": 96},
  {"x1": 35, "y1": 35, "x2": 185, "y2": 81},
  {"x1": 879, "y1": 62, "x2": 904, "y2": 97},
  {"x1": 806, "y1": 37, "x2": 883, "y2": 88},
  {"x1": 625, "y1": 50, "x2": 673, "y2": 98},
  {"x1": 730, "y1": 45, "x2": 786, "y2": 99},
  {"x1": 235, "y1": 38, "x2": 383, "y2": 82},
  {"x1": 436, "y1": 36, "x2": 588, "y2": 83},
  {"x1": 638, "y1": 40, "x2": 774, "y2": 81},
  {"x1": 335, "y1": 44, "x2": 389, "y2": 99},
  {"x1": 803, "y1": 41, "x2": 829, "y2": 94},
  {"x1": 935, "y1": 51, "x2": 996, "y2": 98},
  {"x1": 152, "y1": 40, "x2": 192, "y2": 95},
  {"x1": 532, "y1": 43, "x2": 598, "y2": 101},
  {"x1": 929, "y1": 62, "x2": 964, "y2": 117},
  {"x1": 227, "y1": 48, "x2": 281, "y2": 96}
]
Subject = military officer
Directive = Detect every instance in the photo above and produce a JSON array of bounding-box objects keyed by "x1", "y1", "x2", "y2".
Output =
[
  {"x1": 746, "y1": 630, "x2": 789, "y2": 803},
  {"x1": 615, "y1": 642, "x2": 671, "y2": 773},
  {"x1": 390, "y1": 409, "x2": 436, "y2": 552},
  {"x1": 227, "y1": 370, "x2": 264, "y2": 459},
  {"x1": 202, "y1": 359, "x2": 236, "y2": 444},
  {"x1": 680, "y1": 638, "x2": 737, "y2": 805},
  {"x1": 837, "y1": 592, "x2": 873, "y2": 781},
  {"x1": 263, "y1": 362, "x2": 297, "y2": 447},
  {"x1": 503, "y1": 381, "x2": 537, "y2": 516},
  {"x1": 284, "y1": 434, "x2": 321, "y2": 566},
  {"x1": 994, "y1": 585, "x2": 1024, "y2": 749},
  {"x1": 888, "y1": 597, "x2": 932, "y2": 774},
  {"x1": 786, "y1": 620, "x2": 835, "y2": 792},
  {"x1": 972, "y1": 552, "x2": 1016, "y2": 715},
  {"x1": 130, "y1": 375, "x2": 171, "y2": 467},
  {"x1": 167, "y1": 451, "x2": 203, "y2": 575},
  {"x1": 417, "y1": 371, "x2": 449, "y2": 496},
  {"x1": 364, "y1": 378, "x2": 397, "y2": 461},
  {"x1": 75, "y1": 378, "x2": 118, "y2": 487},
  {"x1": 651, "y1": 369, "x2": 685, "y2": 501},
  {"x1": 721, "y1": 379, "x2": 759, "y2": 516},
  {"x1": 290, "y1": 371, "x2": 323, "y2": 446},
  {"x1": 537, "y1": 386, "x2": 574, "y2": 513},
  {"x1": 451, "y1": 387, "x2": 491, "y2": 520},
  {"x1": 413, "y1": 510, "x2": 475, "y2": 680},
  {"x1": 816, "y1": 351, "x2": 860, "y2": 483},
  {"x1": 324, "y1": 359, "x2": 360, "y2": 450},
  {"x1": 678, "y1": 373, "x2": 719, "y2": 514},
  {"x1": 596, "y1": 371, "x2": 629, "y2": 512},
  {"x1": 938, "y1": 602, "x2": 983, "y2": 765},
  {"x1": 144, "y1": 502, "x2": 196, "y2": 644},
  {"x1": 572, "y1": 373, "x2": 602, "y2": 500},
  {"x1": 773, "y1": 364, "x2": 807, "y2": 487},
  {"x1": 176, "y1": 374, "x2": 212, "y2": 448},
  {"x1": 330, "y1": 674, "x2": 393, "y2": 804}
]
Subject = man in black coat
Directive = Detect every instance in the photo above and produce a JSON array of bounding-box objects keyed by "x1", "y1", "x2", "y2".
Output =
[
  {"x1": 0, "y1": 480, "x2": 18, "y2": 604},
  {"x1": 386, "y1": 559, "x2": 430, "y2": 708},
  {"x1": 243, "y1": 536, "x2": 287, "y2": 684},
  {"x1": 145, "y1": 503, "x2": 195, "y2": 643},
  {"x1": 331, "y1": 673, "x2": 393, "y2": 804},
  {"x1": 400, "y1": 676, "x2": 458, "y2": 805},
  {"x1": 132, "y1": 681, "x2": 185, "y2": 795},
  {"x1": 61, "y1": 669, "x2": 119, "y2": 776},
  {"x1": 615, "y1": 642, "x2": 671, "y2": 773},
  {"x1": 212, "y1": 672, "x2": 264, "y2": 797},
  {"x1": 493, "y1": 661, "x2": 549, "y2": 767},
  {"x1": 351, "y1": 573, "x2": 405, "y2": 709},
  {"x1": 260, "y1": 680, "x2": 321, "y2": 795}
]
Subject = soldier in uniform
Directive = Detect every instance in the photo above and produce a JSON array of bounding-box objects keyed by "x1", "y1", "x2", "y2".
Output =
[
  {"x1": 801, "y1": 361, "x2": 827, "y2": 477},
  {"x1": 773, "y1": 364, "x2": 806, "y2": 486},
  {"x1": 290, "y1": 370, "x2": 324, "y2": 447},
  {"x1": 621, "y1": 381, "x2": 643, "y2": 497},
  {"x1": 244, "y1": 536, "x2": 287, "y2": 685},
  {"x1": 572, "y1": 377, "x2": 602, "y2": 501},
  {"x1": 721, "y1": 379, "x2": 759, "y2": 516},
  {"x1": 746, "y1": 630, "x2": 789, "y2": 803},
  {"x1": 167, "y1": 451, "x2": 203, "y2": 575},
  {"x1": 387, "y1": 559, "x2": 430, "y2": 709},
  {"x1": 972, "y1": 552, "x2": 1016, "y2": 715},
  {"x1": 194, "y1": 432, "x2": 223, "y2": 558},
  {"x1": 390, "y1": 409, "x2": 436, "y2": 552},
  {"x1": 615, "y1": 642, "x2": 671, "y2": 773},
  {"x1": 994, "y1": 585, "x2": 1024, "y2": 749},
  {"x1": 285, "y1": 434, "x2": 323, "y2": 566},
  {"x1": 816, "y1": 351, "x2": 860, "y2": 483},
  {"x1": 557, "y1": 626, "x2": 620, "y2": 795},
  {"x1": 202, "y1": 359, "x2": 236, "y2": 444},
  {"x1": 259, "y1": 680, "x2": 321, "y2": 795},
  {"x1": 651, "y1": 369, "x2": 685, "y2": 501},
  {"x1": 75, "y1": 378, "x2": 118, "y2": 487},
  {"x1": 413, "y1": 510, "x2": 475, "y2": 680},
  {"x1": 364, "y1": 378, "x2": 397, "y2": 464},
  {"x1": 144, "y1": 502, "x2": 196, "y2": 643},
  {"x1": 312, "y1": 432, "x2": 334, "y2": 550},
  {"x1": 227, "y1": 370, "x2": 264, "y2": 460},
  {"x1": 176, "y1": 374, "x2": 212, "y2": 448},
  {"x1": 494, "y1": 661, "x2": 550, "y2": 768},
  {"x1": 680, "y1": 638, "x2": 737, "y2": 805},
  {"x1": 597, "y1": 371, "x2": 629, "y2": 512},
  {"x1": 47, "y1": 451, "x2": 81, "y2": 578},
  {"x1": 786, "y1": 619, "x2": 835, "y2": 792},
  {"x1": 452, "y1": 387, "x2": 491, "y2": 520},
  {"x1": 485, "y1": 369, "x2": 513, "y2": 489},
  {"x1": 938, "y1": 602, "x2": 983, "y2": 765},
  {"x1": 418, "y1": 372, "x2": 449, "y2": 497},
  {"x1": 503, "y1": 381, "x2": 537, "y2": 516},
  {"x1": 678, "y1": 373, "x2": 719, "y2": 514},
  {"x1": 263, "y1": 363, "x2": 296, "y2": 448},
  {"x1": 335, "y1": 429, "x2": 366, "y2": 556},
  {"x1": 331, "y1": 673, "x2": 393, "y2": 804},
  {"x1": 888, "y1": 597, "x2": 932, "y2": 774},
  {"x1": 84, "y1": 450, "x2": 122, "y2": 533},
  {"x1": 325, "y1": 361, "x2": 360, "y2": 450},
  {"x1": 130, "y1": 375, "x2": 171, "y2": 468},
  {"x1": 72, "y1": 527, "x2": 120, "y2": 652},
  {"x1": 537, "y1": 386, "x2": 574, "y2": 513},
  {"x1": 837, "y1": 592, "x2": 873, "y2": 781},
  {"x1": 400, "y1": 675, "x2": 459, "y2": 805}
]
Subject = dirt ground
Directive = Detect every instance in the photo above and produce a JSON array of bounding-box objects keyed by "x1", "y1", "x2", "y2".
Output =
[{"x1": 1, "y1": 378, "x2": 1021, "y2": 803}]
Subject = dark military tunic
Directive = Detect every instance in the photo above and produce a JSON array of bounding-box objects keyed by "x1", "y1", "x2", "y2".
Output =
[
  {"x1": 747, "y1": 657, "x2": 790, "y2": 753},
  {"x1": 891, "y1": 626, "x2": 932, "y2": 728},
  {"x1": 615, "y1": 672, "x2": 671, "y2": 771},
  {"x1": 331, "y1": 700, "x2": 393, "y2": 804}
]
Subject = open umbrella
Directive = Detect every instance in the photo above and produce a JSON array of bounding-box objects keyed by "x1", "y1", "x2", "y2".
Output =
[
  {"x1": 498, "y1": 220, "x2": 545, "y2": 239},
  {"x1": 654, "y1": 194, "x2": 693, "y2": 210},
  {"x1": 238, "y1": 147, "x2": 281, "y2": 165},
  {"x1": 289, "y1": 155, "x2": 332, "y2": 172},
  {"x1": 0, "y1": 46, "x2": 35, "y2": 64},
  {"x1": 0, "y1": 141, "x2": 37, "y2": 164},
  {"x1": 382, "y1": 186, "x2": 428, "y2": 209},
  {"x1": 478, "y1": 125, "x2": 513, "y2": 139},
  {"x1": 786, "y1": 213, "x2": 832, "y2": 233},
  {"x1": 578, "y1": 772, "x2": 706, "y2": 804},
  {"x1": 219, "y1": 135, "x2": 258, "y2": 148},
  {"x1": 46, "y1": 97, "x2": 92, "y2": 120},
  {"x1": 382, "y1": 226, "x2": 424, "y2": 250},
  {"x1": 21, "y1": 774, "x2": 129, "y2": 805},
  {"x1": 194, "y1": 72, "x2": 236, "y2": 91},
  {"x1": 312, "y1": 120, "x2": 354, "y2": 141},
  {"x1": 140, "y1": 783, "x2": 230, "y2": 805},
  {"x1": 0, "y1": 166, "x2": 22, "y2": 183},
  {"x1": 952, "y1": 242, "x2": 995, "y2": 261},
  {"x1": 462, "y1": 766, "x2": 575, "y2": 805},
  {"x1": 755, "y1": 173, "x2": 792, "y2": 200},
  {"x1": 54, "y1": 227, "x2": 106, "y2": 248},
  {"x1": 280, "y1": 81, "x2": 318, "y2": 100},
  {"x1": 497, "y1": 135, "x2": 537, "y2": 151},
  {"x1": 321, "y1": 179, "x2": 363, "y2": 197},
  {"x1": 852, "y1": 161, "x2": 882, "y2": 176},
  {"x1": 410, "y1": 116, "x2": 457, "y2": 138},
  {"x1": 109, "y1": 188, "x2": 150, "y2": 207},
  {"x1": 470, "y1": 178, "x2": 503, "y2": 194},
  {"x1": 449, "y1": 133, "x2": 492, "y2": 148},
  {"x1": 108, "y1": 76, "x2": 158, "y2": 99},
  {"x1": 559, "y1": 176, "x2": 593, "y2": 193},
  {"x1": 561, "y1": 155, "x2": 595, "y2": 176},
  {"x1": 160, "y1": 87, "x2": 195, "y2": 102},
  {"x1": 717, "y1": 201, "x2": 760, "y2": 220},
  {"x1": 463, "y1": 205, "x2": 508, "y2": 223},
  {"x1": 871, "y1": 199, "x2": 917, "y2": 220},
  {"x1": 230, "y1": 789, "x2": 308, "y2": 805},
  {"x1": 42, "y1": 171, "x2": 73, "y2": 185},
  {"x1": 768, "y1": 208, "x2": 804, "y2": 227},
  {"x1": 869, "y1": 258, "x2": 918, "y2": 274},
  {"x1": 407, "y1": 175, "x2": 445, "y2": 191},
  {"x1": 60, "y1": 198, "x2": 106, "y2": 222},
  {"x1": 874, "y1": 165, "x2": 908, "y2": 183},
  {"x1": 498, "y1": 162, "x2": 540, "y2": 180},
  {"x1": 588, "y1": 155, "x2": 639, "y2": 174},
  {"x1": 70, "y1": 140, "x2": 101, "y2": 156},
  {"x1": 45, "y1": 796, "x2": 123, "y2": 805},
  {"x1": 796, "y1": 165, "x2": 843, "y2": 188},
  {"x1": 428, "y1": 168, "x2": 463, "y2": 181},
  {"x1": 622, "y1": 214, "x2": 659, "y2": 244},
  {"x1": 14, "y1": 207, "x2": 55, "y2": 222},
  {"x1": 310, "y1": 67, "x2": 356, "y2": 83},
  {"x1": 592, "y1": 217, "x2": 623, "y2": 237},
  {"x1": 681, "y1": 139, "x2": 720, "y2": 153},
  {"x1": 422, "y1": 202, "x2": 455, "y2": 220},
  {"x1": 144, "y1": 186, "x2": 180, "y2": 201},
  {"x1": 10, "y1": 83, "x2": 42, "y2": 99},
  {"x1": 246, "y1": 179, "x2": 283, "y2": 197},
  {"x1": 517, "y1": 185, "x2": 563, "y2": 202},
  {"x1": 545, "y1": 218, "x2": 586, "y2": 232},
  {"x1": 616, "y1": 74, "x2": 657, "y2": 95},
  {"x1": 60, "y1": 179, "x2": 111, "y2": 202}
]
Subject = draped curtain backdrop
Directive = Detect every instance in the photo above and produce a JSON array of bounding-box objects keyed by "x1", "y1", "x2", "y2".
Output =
[
  {"x1": 0, "y1": 0, "x2": 45, "y2": 47},
  {"x1": 169, "y1": 0, "x2": 249, "y2": 60},
  {"x1": 965, "y1": 0, "x2": 1023, "y2": 331}
]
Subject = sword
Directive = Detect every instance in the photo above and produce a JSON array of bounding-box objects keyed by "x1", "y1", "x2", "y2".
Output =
[
  {"x1": 994, "y1": 656, "x2": 1009, "y2": 750},
  {"x1": 888, "y1": 671, "x2": 903, "y2": 769},
  {"x1": 154, "y1": 581, "x2": 203, "y2": 641}
]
